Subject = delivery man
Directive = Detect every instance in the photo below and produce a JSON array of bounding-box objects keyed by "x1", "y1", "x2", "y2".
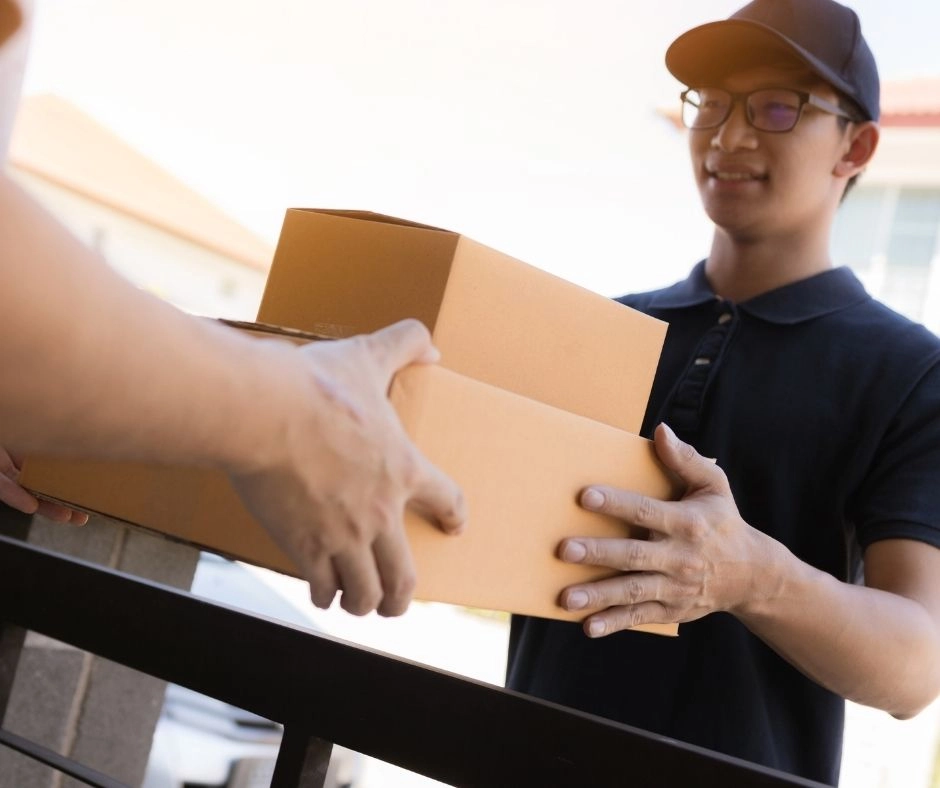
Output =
[{"x1": 507, "y1": 1, "x2": 940, "y2": 784}]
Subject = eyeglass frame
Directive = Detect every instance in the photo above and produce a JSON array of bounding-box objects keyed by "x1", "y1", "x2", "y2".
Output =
[{"x1": 679, "y1": 86, "x2": 859, "y2": 133}]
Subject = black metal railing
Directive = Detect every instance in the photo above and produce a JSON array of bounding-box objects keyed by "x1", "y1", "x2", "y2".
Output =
[{"x1": 0, "y1": 533, "x2": 824, "y2": 788}]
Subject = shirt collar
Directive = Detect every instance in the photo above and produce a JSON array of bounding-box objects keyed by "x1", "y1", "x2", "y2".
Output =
[{"x1": 648, "y1": 260, "x2": 871, "y2": 325}]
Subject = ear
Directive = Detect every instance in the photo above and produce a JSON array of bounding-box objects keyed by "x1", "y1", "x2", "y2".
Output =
[{"x1": 833, "y1": 122, "x2": 880, "y2": 178}]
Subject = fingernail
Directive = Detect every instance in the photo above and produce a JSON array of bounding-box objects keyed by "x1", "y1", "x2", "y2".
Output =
[
  {"x1": 581, "y1": 489, "x2": 605, "y2": 510},
  {"x1": 587, "y1": 620, "x2": 606, "y2": 638},
  {"x1": 561, "y1": 540, "x2": 587, "y2": 562},
  {"x1": 660, "y1": 422, "x2": 678, "y2": 446},
  {"x1": 565, "y1": 590, "x2": 589, "y2": 610}
]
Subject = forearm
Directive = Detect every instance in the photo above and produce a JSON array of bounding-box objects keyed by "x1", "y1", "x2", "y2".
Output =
[
  {"x1": 0, "y1": 174, "x2": 280, "y2": 472},
  {"x1": 737, "y1": 537, "x2": 940, "y2": 718}
]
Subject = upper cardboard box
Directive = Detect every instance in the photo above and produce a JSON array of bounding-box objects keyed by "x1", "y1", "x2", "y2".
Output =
[{"x1": 258, "y1": 209, "x2": 666, "y2": 435}]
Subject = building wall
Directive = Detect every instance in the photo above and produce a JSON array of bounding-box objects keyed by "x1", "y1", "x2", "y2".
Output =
[
  {"x1": 9, "y1": 169, "x2": 269, "y2": 320},
  {"x1": 832, "y1": 126, "x2": 940, "y2": 335}
]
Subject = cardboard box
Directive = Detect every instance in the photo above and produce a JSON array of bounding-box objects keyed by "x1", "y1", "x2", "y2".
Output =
[
  {"x1": 258, "y1": 209, "x2": 666, "y2": 435},
  {"x1": 23, "y1": 321, "x2": 678, "y2": 635},
  {"x1": 23, "y1": 210, "x2": 679, "y2": 635}
]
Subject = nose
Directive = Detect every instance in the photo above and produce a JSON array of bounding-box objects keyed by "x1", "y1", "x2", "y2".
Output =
[{"x1": 710, "y1": 99, "x2": 758, "y2": 152}]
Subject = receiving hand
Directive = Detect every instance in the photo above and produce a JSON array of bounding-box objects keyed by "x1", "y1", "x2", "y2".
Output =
[
  {"x1": 559, "y1": 423, "x2": 772, "y2": 637},
  {"x1": 0, "y1": 445, "x2": 89, "y2": 525},
  {"x1": 230, "y1": 319, "x2": 466, "y2": 619}
]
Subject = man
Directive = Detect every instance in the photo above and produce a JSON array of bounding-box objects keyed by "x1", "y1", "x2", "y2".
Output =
[
  {"x1": 507, "y1": 1, "x2": 940, "y2": 784},
  {"x1": 0, "y1": 0, "x2": 465, "y2": 619}
]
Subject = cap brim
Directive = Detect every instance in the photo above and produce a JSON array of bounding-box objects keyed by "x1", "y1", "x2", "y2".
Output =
[{"x1": 666, "y1": 19, "x2": 857, "y2": 100}]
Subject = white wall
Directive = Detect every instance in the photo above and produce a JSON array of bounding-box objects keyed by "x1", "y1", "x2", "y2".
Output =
[{"x1": 10, "y1": 170, "x2": 269, "y2": 320}]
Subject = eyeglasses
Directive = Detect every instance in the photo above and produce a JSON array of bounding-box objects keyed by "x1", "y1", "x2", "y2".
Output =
[{"x1": 680, "y1": 87, "x2": 857, "y2": 133}]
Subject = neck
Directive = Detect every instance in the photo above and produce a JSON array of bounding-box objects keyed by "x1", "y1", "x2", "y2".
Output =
[{"x1": 704, "y1": 228, "x2": 835, "y2": 302}]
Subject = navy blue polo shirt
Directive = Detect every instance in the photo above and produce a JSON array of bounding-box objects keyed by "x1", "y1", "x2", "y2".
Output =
[{"x1": 507, "y1": 262, "x2": 940, "y2": 786}]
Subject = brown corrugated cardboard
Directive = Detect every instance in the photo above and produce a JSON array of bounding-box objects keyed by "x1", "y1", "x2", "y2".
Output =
[
  {"x1": 258, "y1": 209, "x2": 666, "y2": 436},
  {"x1": 22, "y1": 208, "x2": 678, "y2": 635},
  {"x1": 22, "y1": 321, "x2": 679, "y2": 636}
]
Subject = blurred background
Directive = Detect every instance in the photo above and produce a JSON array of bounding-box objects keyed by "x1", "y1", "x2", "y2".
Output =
[{"x1": 7, "y1": 1, "x2": 940, "y2": 786}]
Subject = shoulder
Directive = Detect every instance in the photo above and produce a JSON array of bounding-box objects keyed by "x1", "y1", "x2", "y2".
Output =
[
  {"x1": 614, "y1": 290, "x2": 656, "y2": 314},
  {"x1": 614, "y1": 262, "x2": 714, "y2": 318},
  {"x1": 836, "y1": 297, "x2": 940, "y2": 377}
]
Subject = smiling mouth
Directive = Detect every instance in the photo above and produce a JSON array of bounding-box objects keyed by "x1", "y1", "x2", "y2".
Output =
[{"x1": 707, "y1": 168, "x2": 768, "y2": 182}]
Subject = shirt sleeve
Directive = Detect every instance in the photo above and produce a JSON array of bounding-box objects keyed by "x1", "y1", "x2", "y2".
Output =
[{"x1": 853, "y1": 358, "x2": 940, "y2": 550}]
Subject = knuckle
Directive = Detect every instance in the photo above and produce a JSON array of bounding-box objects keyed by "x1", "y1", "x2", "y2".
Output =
[
  {"x1": 343, "y1": 515, "x2": 370, "y2": 544},
  {"x1": 622, "y1": 607, "x2": 647, "y2": 630},
  {"x1": 384, "y1": 569, "x2": 417, "y2": 601},
  {"x1": 623, "y1": 539, "x2": 646, "y2": 566},
  {"x1": 296, "y1": 526, "x2": 331, "y2": 562},
  {"x1": 634, "y1": 496, "x2": 657, "y2": 526},
  {"x1": 344, "y1": 334, "x2": 371, "y2": 358},
  {"x1": 624, "y1": 577, "x2": 645, "y2": 605},
  {"x1": 678, "y1": 440, "x2": 698, "y2": 463},
  {"x1": 398, "y1": 450, "x2": 422, "y2": 489},
  {"x1": 681, "y1": 511, "x2": 709, "y2": 543},
  {"x1": 370, "y1": 499, "x2": 400, "y2": 538},
  {"x1": 676, "y1": 553, "x2": 705, "y2": 582}
]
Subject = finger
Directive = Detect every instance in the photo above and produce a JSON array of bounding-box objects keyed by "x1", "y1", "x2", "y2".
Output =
[
  {"x1": 333, "y1": 549, "x2": 384, "y2": 616},
  {"x1": 560, "y1": 572, "x2": 664, "y2": 614},
  {"x1": 372, "y1": 528, "x2": 417, "y2": 617},
  {"x1": 0, "y1": 475, "x2": 39, "y2": 514},
  {"x1": 305, "y1": 554, "x2": 341, "y2": 610},
  {"x1": 364, "y1": 319, "x2": 439, "y2": 380},
  {"x1": 36, "y1": 499, "x2": 75, "y2": 523},
  {"x1": 68, "y1": 509, "x2": 90, "y2": 526},
  {"x1": 582, "y1": 602, "x2": 671, "y2": 638},
  {"x1": 405, "y1": 449, "x2": 466, "y2": 535},
  {"x1": 580, "y1": 486, "x2": 670, "y2": 536},
  {"x1": 653, "y1": 423, "x2": 727, "y2": 493},
  {"x1": 558, "y1": 537, "x2": 662, "y2": 572}
]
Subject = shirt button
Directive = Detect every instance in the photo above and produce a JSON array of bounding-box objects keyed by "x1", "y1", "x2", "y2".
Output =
[{"x1": 718, "y1": 313, "x2": 732, "y2": 325}]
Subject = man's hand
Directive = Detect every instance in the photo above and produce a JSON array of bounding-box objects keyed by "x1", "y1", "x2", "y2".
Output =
[
  {"x1": 230, "y1": 319, "x2": 466, "y2": 619},
  {"x1": 0, "y1": 446, "x2": 89, "y2": 524},
  {"x1": 559, "y1": 423, "x2": 775, "y2": 637}
]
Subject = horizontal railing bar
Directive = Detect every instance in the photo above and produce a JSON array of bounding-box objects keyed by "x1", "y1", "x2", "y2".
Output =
[
  {"x1": 0, "y1": 535, "x2": 822, "y2": 787},
  {"x1": 0, "y1": 728, "x2": 130, "y2": 788}
]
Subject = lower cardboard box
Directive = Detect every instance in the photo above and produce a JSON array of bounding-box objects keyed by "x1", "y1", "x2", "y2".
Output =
[{"x1": 21, "y1": 322, "x2": 680, "y2": 636}]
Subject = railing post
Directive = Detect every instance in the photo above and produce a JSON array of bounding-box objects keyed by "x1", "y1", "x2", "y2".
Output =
[
  {"x1": 0, "y1": 505, "x2": 31, "y2": 723},
  {"x1": 271, "y1": 726, "x2": 334, "y2": 788}
]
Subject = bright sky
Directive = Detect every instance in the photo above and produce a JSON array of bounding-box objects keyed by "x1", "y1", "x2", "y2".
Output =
[{"x1": 20, "y1": 0, "x2": 940, "y2": 295}]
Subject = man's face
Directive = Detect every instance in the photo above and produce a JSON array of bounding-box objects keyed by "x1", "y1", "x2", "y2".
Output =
[{"x1": 687, "y1": 63, "x2": 853, "y2": 243}]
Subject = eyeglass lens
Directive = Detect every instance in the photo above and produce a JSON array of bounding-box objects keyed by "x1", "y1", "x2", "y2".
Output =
[{"x1": 683, "y1": 88, "x2": 804, "y2": 132}]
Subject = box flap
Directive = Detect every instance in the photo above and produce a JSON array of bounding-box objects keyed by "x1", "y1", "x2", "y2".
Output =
[{"x1": 292, "y1": 208, "x2": 451, "y2": 234}]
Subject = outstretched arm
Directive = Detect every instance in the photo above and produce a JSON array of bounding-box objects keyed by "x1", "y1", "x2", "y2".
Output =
[
  {"x1": 0, "y1": 174, "x2": 466, "y2": 616},
  {"x1": 558, "y1": 423, "x2": 940, "y2": 719}
]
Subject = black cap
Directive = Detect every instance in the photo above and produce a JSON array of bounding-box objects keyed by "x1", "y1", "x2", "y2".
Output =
[{"x1": 665, "y1": 0, "x2": 880, "y2": 121}]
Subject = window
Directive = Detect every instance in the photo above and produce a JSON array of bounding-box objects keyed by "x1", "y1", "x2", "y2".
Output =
[{"x1": 833, "y1": 187, "x2": 940, "y2": 322}]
